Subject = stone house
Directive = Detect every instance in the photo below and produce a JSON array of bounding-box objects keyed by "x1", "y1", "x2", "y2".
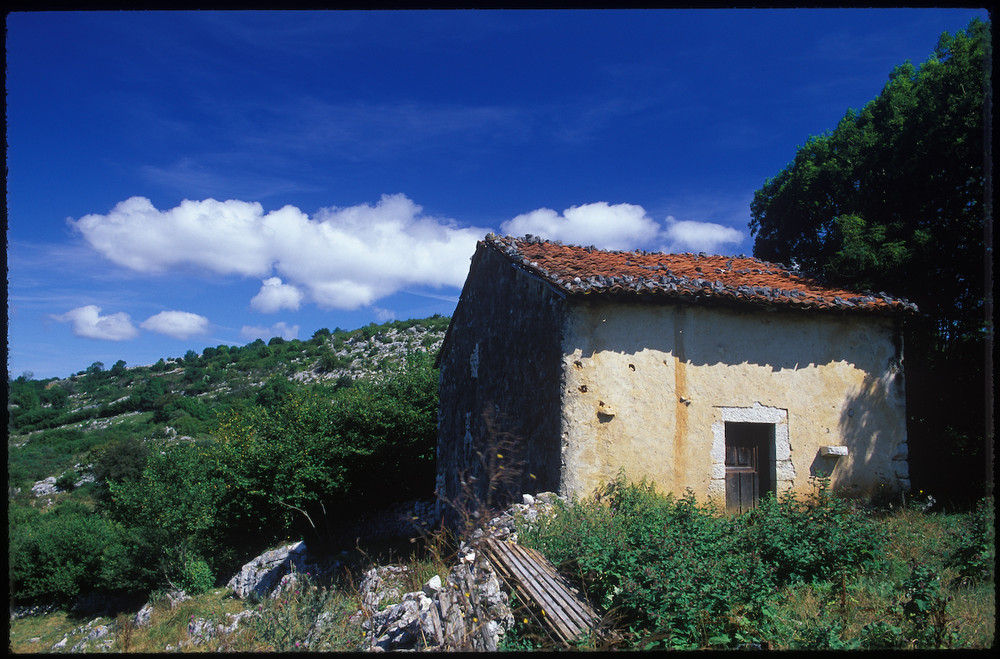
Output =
[{"x1": 436, "y1": 234, "x2": 916, "y2": 513}]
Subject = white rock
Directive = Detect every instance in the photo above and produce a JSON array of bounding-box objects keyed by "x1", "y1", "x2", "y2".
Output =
[
  {"x1": 227, "y1": 541, "x2": 308, "y2": 599},
  {"x1": 32, "y1": 477, "x2": 59, "y2": 497},
  {"x1": 134, "y1": 603, "x2": 154, "y2": 627},
  {"x1": 423, "y1": 574, "x2": 442, "y2": 596}
]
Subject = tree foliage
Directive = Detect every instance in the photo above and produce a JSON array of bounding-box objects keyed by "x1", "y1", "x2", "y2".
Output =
[
  {"x1": 8, "y1": 316, "x2": 448, "y2": 602},
  {"x1": 9, "y1": 502, "x2": 119, "y2": 603},
  {"x1": 212, "y1": 351, "x2": 439, "y2": 543},
  {"x1": 105, "y1": 442, "x2": 225, "y2": 589},
  {"x1": 749, "y1": 19, "x2": 990, "y2": 500}
]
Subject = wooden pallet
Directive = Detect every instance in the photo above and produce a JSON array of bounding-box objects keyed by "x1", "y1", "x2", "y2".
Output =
[{"x1": 480, "y1": 537, "x2": 605, "y2": 646}]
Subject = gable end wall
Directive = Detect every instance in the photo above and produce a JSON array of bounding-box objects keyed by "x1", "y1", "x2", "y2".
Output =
[{"x1": 436, "y1": 245, "x2": 565, "y2": 513}]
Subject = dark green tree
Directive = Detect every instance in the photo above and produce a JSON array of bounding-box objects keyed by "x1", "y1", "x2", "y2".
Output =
[
  {"x1": 106, "y1": 442, "x2": 224, "y2": 590},
  {"x1": 39, "y1": 384, "x2": 70, "y2": 410},
  {"x1": 749, "y1": 19, "x2": 990, "y2": 501},
  {"x1": 93, "y1": 437, "x2": 152, "y2": 489}
]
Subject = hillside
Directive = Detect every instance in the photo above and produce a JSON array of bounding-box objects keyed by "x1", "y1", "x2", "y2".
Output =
[
  {"x1": 8, "y1": 315, "x2": 449, "y2": 610},
  {"x1": 8, "y1": 315, "x2": 449, "y2": 495}
]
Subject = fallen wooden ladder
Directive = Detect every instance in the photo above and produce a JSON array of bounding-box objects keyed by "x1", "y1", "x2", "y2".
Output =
[{"x1": 481, "y1": 537, "x2": 609, "y2": 646}]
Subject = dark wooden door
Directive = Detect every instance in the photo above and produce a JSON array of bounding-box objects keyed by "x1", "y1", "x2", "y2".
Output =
[{"x1": 725, "y1": 422, "x2": 772, "y2": 513}]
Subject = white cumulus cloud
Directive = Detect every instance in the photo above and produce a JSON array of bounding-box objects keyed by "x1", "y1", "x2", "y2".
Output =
[
  {"x1": 72, "y1": 194, "x2": 487, "y2": 311},
  {"x1": 660, "y1": 216, "x2": 743, "y2": 254},
  {"x1": 240, "y1": 322, "x2": 300, "y2": 342},
  {"x1": 500, "y1": 201, "x2": 660, "y2": 251},
  {"x1": 140, "y1": 311, "x2": 211, "y2": 339},
  {"x1": 53, "y1": 305, "x2": 139, "y2": 341},
  {"x1": 251, "y1": 277, "x2": 304, "y2": 313}
]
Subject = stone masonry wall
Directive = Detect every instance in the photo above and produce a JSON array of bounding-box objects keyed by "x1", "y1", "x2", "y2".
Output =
[{"x1": 436, "y1": 243, "x2": 566, "y2": 516}]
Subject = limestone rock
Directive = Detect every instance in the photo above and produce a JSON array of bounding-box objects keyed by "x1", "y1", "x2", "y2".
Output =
[
  {"x1": 166, "y1": 589, "x2": 190, "y2": 609},
  {"x1": 361, "y1": 555, "x2": 514, "y2": 652},
  {"x1": 227, "y1": 541, "x2": 309, "y2": 599},
  {"x1": 359, "y1": 565, "x2": 410, "y2": 615},
  {"x1": 133, "y1": 603, "x2": 153, "y2": 627},
  {"x1": 32, "y1": 476, "x2": 59, "y2": 497},
  {"x1": 70, "y1": 624, "x2": 110, "y2": 653}
]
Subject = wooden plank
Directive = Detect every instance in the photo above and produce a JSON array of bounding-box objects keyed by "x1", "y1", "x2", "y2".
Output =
[
  {"x1": 481, "y1": 538, "x2": 603, "y2": 645},
  {"x1": 484, "y1": 542, "x2": 579, "y2": 642},
  {"x1": 516, "y1": 553, "x2": 597, "y2": 641},
  {"x1": 505, "y1": 543, "x2": 594, "y2": 636},
  {"x1": 517, "y1": 544, "x2": 598, "y2": 627}
]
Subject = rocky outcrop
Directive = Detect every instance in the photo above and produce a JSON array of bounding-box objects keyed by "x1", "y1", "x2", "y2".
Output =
[
  {"x1": 356, "y1": 493, "x2": 565, "y2": 652},
  {"x1": 31, "y1": 476, "x2": 59, "y2": 497},
  {"x1": 183, "y1": 610, "x2": 258, "y2": 649},
  {"x1": 467, "y1": 491, "x2": 564, "y2": 546},
  {"x1": 359, "y1": 551, "x2": 514, "y2": 652},
  {"x1": 359, "y1": 565, "x2": 412, "y2": 614},
  {"x1": 226, "y1": 541, "x2": 310, "y2": 599},
  {"x1": 49, "y1": 619, "x2": 115, "y2": 653}
]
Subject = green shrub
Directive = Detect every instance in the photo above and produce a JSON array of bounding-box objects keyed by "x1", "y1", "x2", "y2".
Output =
[
  {"x1": 736, "y1": 477, "x2": 884, "y2": 585},
  {"x1": 93, "y1": 437, "x2": 151, "y2": 488},
  {"x1": 9, "y1": 501, "x2": 117, "y2": 603},
  {"x1": 8, "y1": 428, "x2": 93, "y2": 485},
  {"x1": 178, "y1": 557, "x2": 215, "y2": 595},
  {"x1": 106, "y1": 442, "x2": 225, "y2": 590},
  {"x1": 519, "y1": 473, "x2": 775, "y2": 649},
  {"x1": 947, "y1": 496, "x2": 995, "y2": 584},
  {"x1": 55, "y1": 469, "x2": 79, "y2": 492}
]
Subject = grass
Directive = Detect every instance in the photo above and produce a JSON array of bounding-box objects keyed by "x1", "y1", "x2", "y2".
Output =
[
  {"x1": 10, "y1": 583, "x2": 367, "y2": 653},
  {"x1": 8, "y1": 611, "x2": 83, "y2": 653}
]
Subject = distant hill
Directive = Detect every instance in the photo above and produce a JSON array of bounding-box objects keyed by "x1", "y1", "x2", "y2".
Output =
[{"x1": 7, "y1": 315, "x2": 450, "y2": 492}]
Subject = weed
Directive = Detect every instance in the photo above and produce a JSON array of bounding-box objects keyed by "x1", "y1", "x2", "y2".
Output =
[
  {"x1": 248, "y1": 572, "x2": 361, "y2": 651},
  {"x1": 947, "y1": 496, "x2": 995, "y2": 585}
]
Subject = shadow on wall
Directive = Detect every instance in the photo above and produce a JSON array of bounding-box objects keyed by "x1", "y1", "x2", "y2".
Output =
[
  {"x1": 566, "y1": 302, "x2": 891, "y2": 374},
  {"x1": 830, "y1": 364, "x2": 908, "y2": 501}
]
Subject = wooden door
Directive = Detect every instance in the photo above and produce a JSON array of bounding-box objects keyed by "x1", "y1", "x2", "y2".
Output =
[{"x1": 725, "y1": 422, "x2": 773, "y2": 513}]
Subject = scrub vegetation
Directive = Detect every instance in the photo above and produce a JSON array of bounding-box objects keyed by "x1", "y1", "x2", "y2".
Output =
[
  {"x1": 507, "y1": 473, "x2": 993, "y2": 650},
  {"x1": 8, "y1": 316, "x2": 448, "y2": 607}
]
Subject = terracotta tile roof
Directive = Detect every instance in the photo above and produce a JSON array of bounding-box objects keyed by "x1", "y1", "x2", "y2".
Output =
[{"x1": 484, "y1": 234, "x2": 917, "y2": 314}]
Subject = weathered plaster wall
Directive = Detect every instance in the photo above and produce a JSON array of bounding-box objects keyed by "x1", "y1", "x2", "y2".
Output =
[
  {"x1": 436, "y1": 245, "x2": 565, "y2": 511},
  {"x1": 559, "y1": 300, "x2": 908, "y2": 503}
]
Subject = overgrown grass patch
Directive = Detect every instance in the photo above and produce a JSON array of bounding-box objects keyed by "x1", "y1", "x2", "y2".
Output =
[
  {"x1": 514, "y1": 474, "x2": 994, "y2": 651},
  {"x1": 7, "y1": 611, "x2": 80, "y2": 653}
]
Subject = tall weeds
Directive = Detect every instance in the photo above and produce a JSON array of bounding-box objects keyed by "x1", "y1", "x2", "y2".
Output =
[{"x1": 515, "y1": 472, "x2": 994, "y2": 650}]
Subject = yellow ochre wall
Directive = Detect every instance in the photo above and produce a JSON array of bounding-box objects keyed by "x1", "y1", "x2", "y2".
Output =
[{"x1": 558, "y1": 301, "x2": 908, "y2": 503}]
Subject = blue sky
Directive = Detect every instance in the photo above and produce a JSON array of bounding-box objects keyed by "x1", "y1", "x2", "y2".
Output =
[{"x1": 6, "y1": 8, "x2": 989, "y2": 380}]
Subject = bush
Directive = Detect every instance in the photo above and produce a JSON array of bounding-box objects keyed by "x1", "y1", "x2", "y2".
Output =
[
  {"x1": 178, "y1": 557, "x2": 215, "y2": 595},
  {"x1": 736, "y1": 477, "x2": 885, "y2": 585},
  {"x1": 55, "y1": 469, "x2": 79, "y2": 492},
  {"x1": 7, "y1": 427, "x2": 93, "y2": 485},
  {"x1": 519, "y1": 473, "x2": 893, "y2": 649},
  {"x1": 106, "y1": 442, "x2": 226, "y2": 590},
  {"x1": 9, "y1": 501, "x2": 118, "y2": 603},
  {"x1": 519, "y1": 473, "x2": 775, "y2": 649},
  {"x1": 93, "y1": 437, "x2": 151, "y2": 487},
  {"x1": 947, "y1": 496, "x2": 995, "y2": 584}
]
